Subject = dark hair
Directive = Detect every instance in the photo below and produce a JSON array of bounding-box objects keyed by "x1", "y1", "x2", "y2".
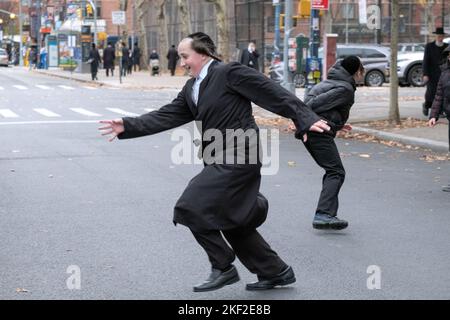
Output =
[
  {"x1": 187, "y1": 32, "x2": 222, "y2": 62},
  {"x1": 91, "y1": 43, "x2": 96, "y2": 49}
]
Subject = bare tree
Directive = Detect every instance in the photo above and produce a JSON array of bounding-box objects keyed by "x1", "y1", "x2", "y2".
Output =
[
  {"x1": 136, "y1": 0, "x2": 150, "y2": 70},
  {"x1": 389, "y1": 0, "x2": 400, "y2": 125},
  {"x1": 205, "y1": 0, "x2": 230, "y2": 62},
  {"x1": 177, "y1": 0, "x2": 192, "y2": 37},
  {"x1": 156, "y1": 0, "x2": 169, "y2": 73}
]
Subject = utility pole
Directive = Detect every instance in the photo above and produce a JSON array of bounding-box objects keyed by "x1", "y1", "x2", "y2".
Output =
[
  {"x1": 19, "y1": 0, "x2": 23, "y2": 66},
  {"x1": 36, "y1": 0, "x2": 41, "y2": 55},
  {"x1": 273, "y1": 0, "x2": 281, "y2": 55},
  {"x1": 282, "y1": 0, "x2": 294, "y2": 93}
]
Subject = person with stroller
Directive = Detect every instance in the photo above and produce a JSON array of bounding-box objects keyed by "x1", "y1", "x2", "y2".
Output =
[{"x1": 149, "y1": 49, "x2": 160, "y2": 76}]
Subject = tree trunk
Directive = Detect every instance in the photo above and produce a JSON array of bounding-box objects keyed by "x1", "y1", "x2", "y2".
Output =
[
  {"x1": 206, "y1": 0, "x2": 230, "y2": 62},
  {"x1": 136, "y1": 0, "x2": 150, "y2": 70},
  {"x1": 156, "y1": 0, "x2": 169, "y2": 73},
  {"x1": 177, "y1": 0, "x2": 192, "y2": 37},
  {"x1": 389, "y1": 0, "x2": 400, "y2": 125}
]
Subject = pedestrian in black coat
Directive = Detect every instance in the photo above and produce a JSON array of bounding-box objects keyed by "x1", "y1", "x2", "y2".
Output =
[
  {"x1": 422, "y1": 27, "x2": 449, "y2": 116},
  {"x1": 99, "y1": 32, "x2": 330, "y2": 292},
  {"x1": 240, "y1": 42, "x2": 260, "y2": 71},
  {"x1": 428, "y1": 46, "x2": 450, "y2": 191},
  {"x1": 167, "y1": 45, "x2": 179, "y2": 76},
  {"x1": 88, "y1": 43, "x2": 102, "y2": 81},
  {"x1": 121, "y1": 42, "x2": 130, "y2": 77},
  {"x1": 103, "y1": 42, "x2": 115, "y2": 77},
  {"x1": 132, "y1": 43, "x2": 141, "y2": 72},
  {"x1": 302, "y1": 56, "x2": 364, "y2": 230}
]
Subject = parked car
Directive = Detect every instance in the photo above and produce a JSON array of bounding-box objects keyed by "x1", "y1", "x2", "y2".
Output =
[
  {"x1": 318, "y1": 44, "x2": 390, "y2": 86},
  {"x1": 397, "y1": 43, "x2": 425, "y2": 53},
  {"x1": 387, "y1": 51, "x2": 425, "y2": 87},
  {"x1": 0, "y1": 48, "x2": 9, "y2": 67}
]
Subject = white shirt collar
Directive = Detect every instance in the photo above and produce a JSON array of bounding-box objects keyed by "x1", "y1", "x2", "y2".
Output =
[{"x1": 197, "y1": 59, "x2": 214, "y2": 81}]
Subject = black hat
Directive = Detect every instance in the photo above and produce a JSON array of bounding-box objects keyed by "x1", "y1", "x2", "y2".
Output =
[
  {"x1": 341, "y1": 55, "x2": 362, "y2": 75},
  {"x1": 432, "y1": 27, "x2": 447, "y2": 35}
]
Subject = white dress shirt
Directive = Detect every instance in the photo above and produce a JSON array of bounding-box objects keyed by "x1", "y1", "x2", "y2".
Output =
[{"x1": 192, "y1": 59, "x2": 214, "y2": 105}]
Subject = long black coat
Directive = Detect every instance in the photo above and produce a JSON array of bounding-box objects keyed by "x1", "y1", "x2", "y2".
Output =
[
  {"x1": 240, "y1": 49, "x2": 260, "y2": 71},
  {"x1": 167, "y1": 48, "x2": 179, "y2": 71},
  {"x1": 118, "y1": 61, "x2": 320, "y2": 232},
  {"x1": 103, "y1": 46, "x2": 115, "y2": 69},
  {"x1": 430, "y1": 61, "x2": 450, "y2": 120},
  {"x1": 88, "y1": 48, "x2": 101, "y2": 74}
]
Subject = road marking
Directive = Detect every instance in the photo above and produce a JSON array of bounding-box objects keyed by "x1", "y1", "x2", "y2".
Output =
[
  {"x1": 144, "y1": 108, "x2": 155, "y2": 112},
  {"x1": 35, "y1": 85, "x2": 53, "y2": 90},
  {"x1": 0, "y1": 86, "x2": 4, "y2": 90},
  {"x1": 0, "y1": 109, "x2": 20, "y2": 118},
  {"x1": 33, "y1": 108, "x2": 61, "y2": 117},
  {"x1": 58, "y1": 85, "x2": 75, "y2": 90},
  {"x1": 0, "y1": 120, "x2": 100, "y2": 125},
  {"x1": 70, "y1": 108, "x2": 102, "y2": 117},
  {"x1": 82, "y1": 86, "x2": 98, "y2": 90},
  {"x1": 106, "y1": 87, "x2": 120, "y2": 90},
  {"x1": 13, "y1": 85, "x2": 28, "y2": 90},
  {"x1": 106, "y1": 108, "x2": 139, "y2": 116}
]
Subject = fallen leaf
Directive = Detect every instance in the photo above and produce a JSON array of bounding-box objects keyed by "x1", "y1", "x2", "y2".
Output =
[
  {"x1": 16, "y1": 288, "x2": 29, "y2": 293},
  {"x1": 287, "y1": 161, "x2": 296, "y2": 167}
]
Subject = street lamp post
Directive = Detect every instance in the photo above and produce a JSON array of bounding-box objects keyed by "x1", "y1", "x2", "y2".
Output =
[{"x1": 19, "y1": 0, "x2": 23, "y2": 66}]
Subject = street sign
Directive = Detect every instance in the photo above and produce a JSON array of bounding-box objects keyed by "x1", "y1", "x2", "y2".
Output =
[
  {"x1": 312, "y1": 0, "x2": 329, "y2": 10},
  {"x1": 112, "y1": 11, "x2": 126, "y2": 25}
]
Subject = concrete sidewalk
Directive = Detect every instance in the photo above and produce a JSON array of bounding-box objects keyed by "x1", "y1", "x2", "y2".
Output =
[{"x1": 32, "y1": 66, "x2": 449, "y2": 153}]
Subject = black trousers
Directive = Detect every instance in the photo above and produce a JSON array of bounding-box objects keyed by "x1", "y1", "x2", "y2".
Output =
[
  {"x1": 303, "y1": 132, "x2": 346, "y2": 217},
  {"x1": 424, "y1": 81, "x2": 439, "y2": 109},
  {"x1": 191, "y1": 227, "x2": 287, "y2": 278}
]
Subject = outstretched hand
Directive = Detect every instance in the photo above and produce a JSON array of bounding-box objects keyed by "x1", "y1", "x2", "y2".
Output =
[
  {"x1": 99, "y1": 119, "x2": 125, "y2": 142},
  {"x1": 303, "y1": 120, "x2": 330, "y2": 142}
]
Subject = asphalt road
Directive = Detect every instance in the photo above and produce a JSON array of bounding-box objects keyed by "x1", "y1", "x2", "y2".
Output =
[{"x1": 1, "y1": 68, "x2": 449, "y2": 300}]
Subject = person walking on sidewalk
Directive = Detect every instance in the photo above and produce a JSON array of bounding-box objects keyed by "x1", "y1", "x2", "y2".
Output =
[
  {"x1": 99, "y1": 32, "x2": 330, "y2": 292},
  {"x1": 302, "y1": 56, "x2": 364, "y2": 230},
  {"x1": 132, "y1": 43, "x2": 142, "y2": 72},
  {"x1": 428, "y1": 46, "x2": 450, "y2": 192},
  {"x1": 240, "y1": 41, "x2": 260, "y2": 71},
  {"x1": 103, "y1": 42, "x2": 115, "y2": 77},
  {"x1": 88, "y1": 43, "x2": 102, "y2": 81},
  {"x1": 121, "y1": 42, "x2": 130, "y2": 77},
  {"x1": 167, "y1": 44, "x2": 179, "y2": 76},
  {"x1": 422, "y1": 27, "x2": 449, "y2": 116}
]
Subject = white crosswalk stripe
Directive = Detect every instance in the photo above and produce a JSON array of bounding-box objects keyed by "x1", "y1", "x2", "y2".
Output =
[
  {"x1": 0, "y1": 86, "x2": 4, "y2": 90},
  {"x1": 82, "y1": 86, "x2": 98, "y2": 90},
  {"x1": 106, "y1": 108, "x2": 139, "y2": 116},
  {"x1": 35, "y1": 85, "x2": 53, "y2": 90},
  {"x1": 70, "y1": 108, "x2": 102, "y2": 117},
  {"x1": 0, "y1": 109, "x2": 20, "y2": 118},
  {"x1": 58, "y1": 85, "x2": 75, "y2": 90},
  {"x1": 33, "y1": 108, "x2": 61, "y2": 117},
  {"x1": 13, "y1": 85, "x2": 28, "y2": 90}
]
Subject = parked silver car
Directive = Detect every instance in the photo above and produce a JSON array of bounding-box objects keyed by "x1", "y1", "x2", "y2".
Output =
[
  {"x1": 396, "y1": 51, "x2": 424, "y2": 87},
  {"x1": 0, "y1": 48, "x2": 9, "y2": 67}
]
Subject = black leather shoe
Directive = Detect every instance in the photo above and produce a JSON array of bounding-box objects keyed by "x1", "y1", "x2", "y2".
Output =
[
  {"x1": 193, "y1": 265, "x2": 240, "y2": 292},
  {"x1": 246, "y1": 266, "x2": 296, "y2": 291},
  {"x1": 313, "y1": 213, "x2": 348, "y2": 230}
]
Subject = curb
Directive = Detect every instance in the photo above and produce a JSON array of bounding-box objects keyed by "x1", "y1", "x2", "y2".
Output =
[
  {"x1": 34, "y1": 70, "x2": 184, "y2": 90},
  {"x1": 352, "y1": 126, "x2": 449, "y2": 153}
]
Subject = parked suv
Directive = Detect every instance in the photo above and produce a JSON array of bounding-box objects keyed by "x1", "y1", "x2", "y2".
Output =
[
  {"x1": 0, "y1": 48, "x2": 9, "y2": 67},
  {"x1": 395, "y1": 51, "x2": 424, "y2": 87}
]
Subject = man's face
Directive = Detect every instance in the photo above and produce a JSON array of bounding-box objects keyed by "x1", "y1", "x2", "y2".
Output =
[
  {"x1": 178, "y1": 39, "x2": 208, "y2": 78},
  {"x1": 436, "y1": 35, "x2": 445, "y2": 43}
]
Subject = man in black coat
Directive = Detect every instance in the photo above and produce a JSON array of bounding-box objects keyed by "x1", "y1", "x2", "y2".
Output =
[
  {"x1": 302, "y1": 56, "x2": 363, "y2": 230},
  {"x1": 167, "y1": 45, "x2": 179, "y2": 76},
  {"x1": 422, "y1": 27, "x2": 448, "y2": 116},
  {"x1": 99, "y1": 32, "x2": 330, "y2": 292},
  {"x1": 103, "y1": 42, "x2": 115, "y2": 77},
  {"x1": 88, "y1": 43, "x2": 102, "y2": 81},
  {"x1": 240, "y1": 41, "x2": 260, "y2": 71}
]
